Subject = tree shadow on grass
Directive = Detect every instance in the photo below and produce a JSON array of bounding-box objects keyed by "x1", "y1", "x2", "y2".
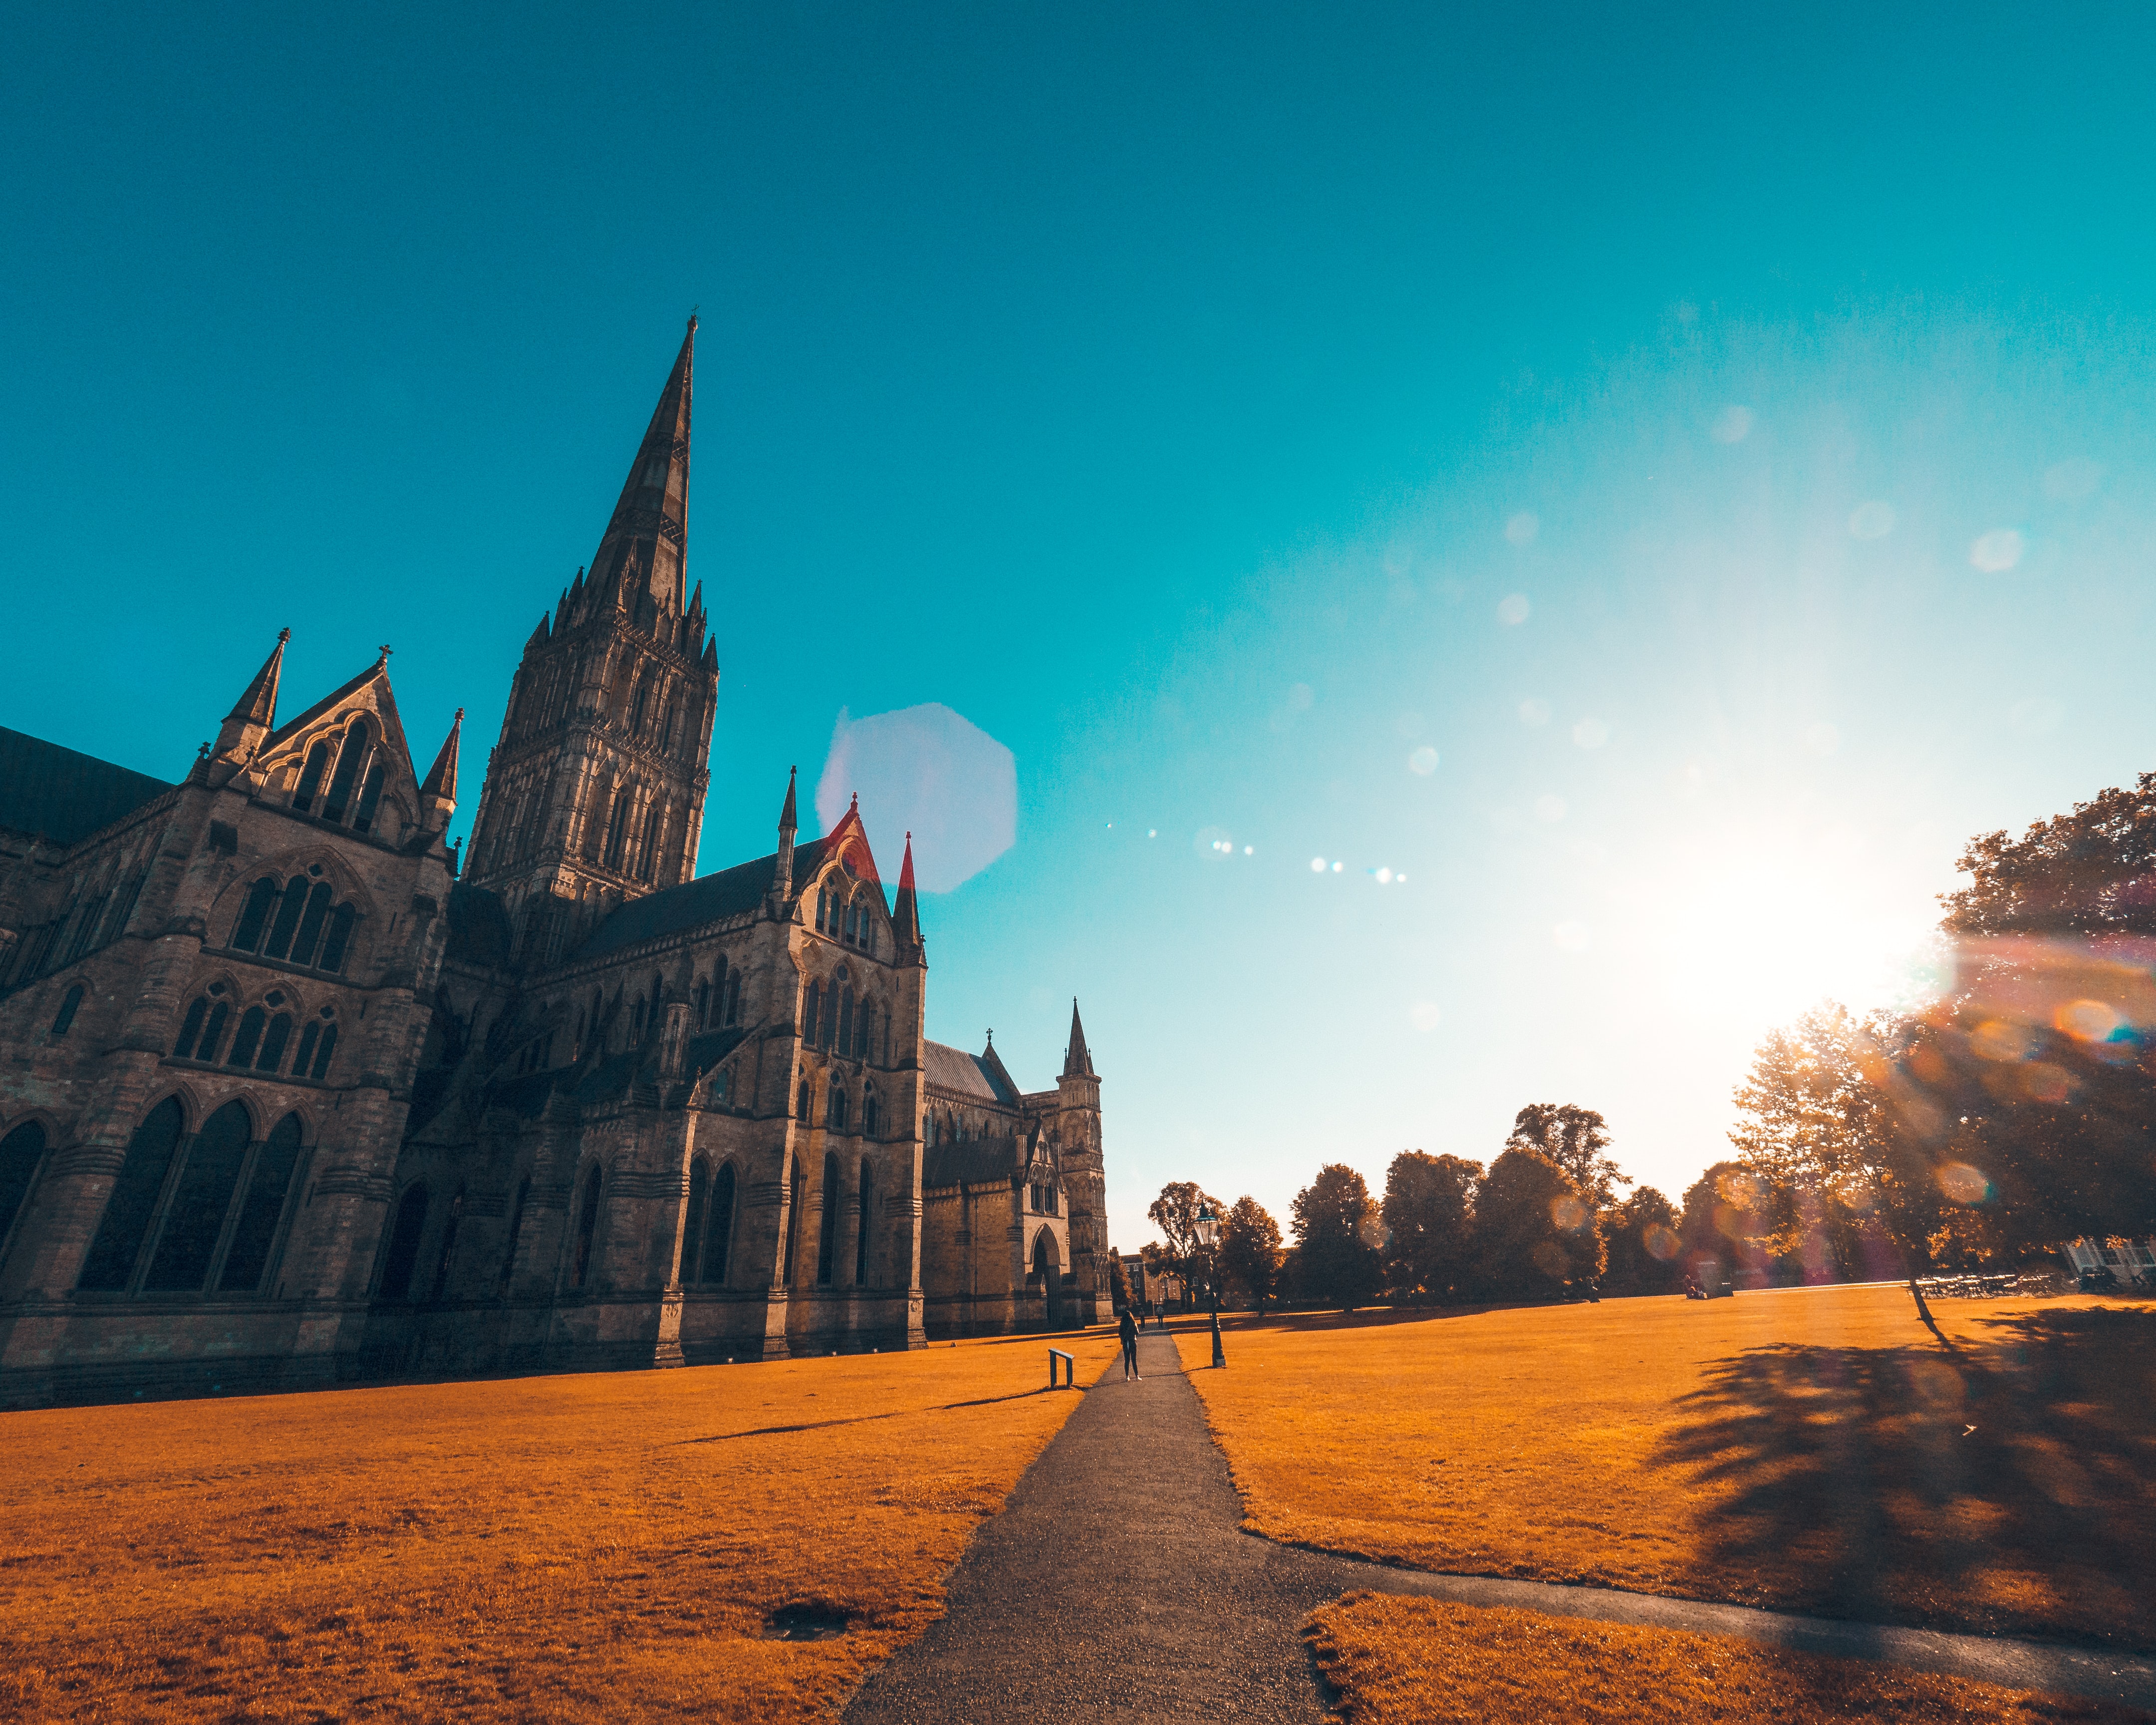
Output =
[{"x1": 1653, "y1": 1308, "x2": 2156, "y2": 1648}]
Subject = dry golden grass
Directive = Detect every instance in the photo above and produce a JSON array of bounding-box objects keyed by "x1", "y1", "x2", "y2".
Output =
[
  {"x1": 1305, "y1": 1592, "x2": 2148, "y2": 1724},
  {"x1": 0, "y1": 1330, "x2": 1118, "y2": 1723},
  {"x1": 1175, "y1": 1288, "x2": 2156, "y2": 1646}
]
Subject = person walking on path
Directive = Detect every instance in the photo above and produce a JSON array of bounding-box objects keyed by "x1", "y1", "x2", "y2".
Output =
[{"x1": 1118, "y1": 1305, "x2": 1141, "y2": 1380}]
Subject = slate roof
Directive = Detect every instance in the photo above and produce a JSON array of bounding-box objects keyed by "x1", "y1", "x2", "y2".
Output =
[
  {"x1": 923, "y1": 1135, "x2": 1021, "y2": 1189},
  {"x1": 923, "y1": 1039, "x2": 1021, "y2": 1105},
  {"x1": 0, "y1": 727, "x2": 174, "y2": 848},
  {"x1": 568, "y1": 835, "x2": 846, "y2": 962}
]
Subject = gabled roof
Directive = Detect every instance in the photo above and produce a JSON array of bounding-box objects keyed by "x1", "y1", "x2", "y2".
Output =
[
  {"x1": 923, "y1": 1039, "x2": 1021, "y2": 1105},
  {"x1": 567, "y1": 831, "x2": 870, "y2": 963},
  {"x1": 923, "y1": 1135, "x2": 1021, "y2": 1189},
  {"x1": 0, "y1": 727, "x2": 174, "y2": 847},
  {"x1": 259, "y1": 656, "x2": 420, "y2": 789},
  {"x1": 569, "y1": 850, "x2": 784, "y2": 961}
]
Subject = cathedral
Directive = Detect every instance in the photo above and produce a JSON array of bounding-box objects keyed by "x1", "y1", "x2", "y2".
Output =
[{"x1": 0, "y1": 320, "x2": 1113, "y2": 1407}]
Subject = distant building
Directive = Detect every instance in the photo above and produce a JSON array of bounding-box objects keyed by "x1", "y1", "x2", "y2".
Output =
[
  {"x1": 1123, "y1": 1252, "x2": 1186, "y2": 1310},
  {"x1": 0, "y1": 322, "x2": 1112, "y2": 1407}
]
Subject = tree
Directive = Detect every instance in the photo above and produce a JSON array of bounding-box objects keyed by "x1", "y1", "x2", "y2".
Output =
[
  {"x1": 1504, "y1": 1105, "x2": 1630, "y2": 1210},
  {"x1": 1470, "y1": 1147, "x2": 1605, "y2": 1301},
  {"x1": 1291, "y1": 1163, "x2": 1382, "y2": 1310},
  {"x1": 1601, "y1": 1185, "x2": 1685, "y2": 1296},
  {"x1": 1108, "y1": 1250, "x2": 1134, "y2": 1314},
  {"x1": 1940, "y1": 773, "x2": 2156, "y2": 937},
  {"x1": 1148, "y1": 1181, "x2": 1224, "y2": 1311},
  {"x1": 1381, "y1": 1150, "x2": 1481, "y2": 1303},
  {"x1": 1219, "y1": 1195, "x2": 1284, "y2": 1311}
]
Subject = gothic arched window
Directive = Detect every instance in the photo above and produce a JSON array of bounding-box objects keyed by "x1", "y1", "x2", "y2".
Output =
[
  {"x1": 50, "y1": 984, "x2": 83, "y2": 1037},
  {"x1": 218, "y1": 1111, "x2": 303, "y2": 1293},
  {"x1": 292, "y1": 1009, "x2": 337, "y2": 1082},
  {"x1": 379, "y1": 1183, "x2": 429, "y2": 1302},
  {"x1": 143, "y1": 1100, "x2": 252, "y2": 1292},
  {"x1": 78, "y1": 1097, "x2": 187, "y2": 1291},
  {"x1": 226, "y1": 1006, "x2": 268, "y2": 1069},
  {"x1": 863, "y1": 1089, "x2": 879, "y2": 1137},
  {"x1": 430, "y1": 1190, "x2": 464, "y2": 1300},
  {"x1": 638, "y1": 806, "x2": 662, "y2": 881},
  {"x1": 231, "y1": 876, "x2": 278, "y2": 951},
  {"x1": 570, "y1": 1163, "x2": 602, "y2": 1290},
  {"x1": 838, "y1": 987, "x2": 853, "y2": 1057},
  {"x1": 705, "y1": 1161, "x2": 736, "y2": 1285},
  {"x1": 828, "y1": 1082, "x2": 847, "y2": 1133},
  {"x1": 0, "y1": 1120, "x2": 49, "y2": 1259},
  {"x1": 695, "y1": 977, "x2": 711, "y2": 1028},
  {"x1": 797, "y1": 1077, "x2": 811, "y2": 1122},
  {"x1": 802, "y1": 980, "x2": 819, "y2": 1043},
  {"x1": 604, "y1": 790, "x2": 632, "y2": 871},
  {"x1": 353, "y1": 754, "x2": 388, "y2": 835},
  {"x1": 173, "y1": 986, "x2": 230, "y2": 1062},
  {"x1": 500, "y1": 1174, "x2": 530, "y2": 1284},
  {"x1": 682, "y1": 1158, "x2": 709, "y2": 1285},
  {"x1": 321, "y1": 718, "x2": 374, "y2": 824},
  {"x1": 783, "y1": 1157, "x2": 805, "y2": 1283},
  {"x1": 855, "y1": 1160, "x2": 874, "y2": 1284},
  {"x1": 816, "y1": 1151, "x2": 840, "y2": 1284},
  {"x1": 231, "y1": 871, "x2": 356, "y2": 974},
  {"x1": 291, "y1": 740, "x2": 332, "y2": 812},
  {"x1": 725, "y1": 971, "x2": 741, "y2": 1025}
]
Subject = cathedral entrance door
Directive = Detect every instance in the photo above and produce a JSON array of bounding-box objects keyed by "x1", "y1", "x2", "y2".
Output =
[{"x1": 1033, "y1": 1231, "x2": 1061, "y2": 1328}]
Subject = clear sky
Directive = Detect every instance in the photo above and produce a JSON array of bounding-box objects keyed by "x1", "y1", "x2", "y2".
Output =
[{"x1": 7, "y1": 4, "x2": 2156, "y2": 1250}]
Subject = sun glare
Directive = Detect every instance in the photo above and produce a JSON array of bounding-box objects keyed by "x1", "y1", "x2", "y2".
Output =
[{"x1": 1616, "y1": 819, "x2": 1948, "y2": 1041}]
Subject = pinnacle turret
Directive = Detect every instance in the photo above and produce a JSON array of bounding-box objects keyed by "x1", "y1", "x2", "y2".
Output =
[
  {"x1": 773, "y1": 765, "x2": 799, "y2": 902},
  {"x1": 893, "y1": 832, "x2": 924, "y2": 960},
  {"x1": 214, "y1": 629, "x2": 288, "y2": 761},
  {"x1": 421, "y1": 708, "x2": 463, "y2": 822},
  {"x1": 1063, "y1": 998, "x2": 1095, "y2": 1078}
]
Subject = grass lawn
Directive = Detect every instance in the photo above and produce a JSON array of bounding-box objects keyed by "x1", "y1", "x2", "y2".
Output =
[
  {"x1": 1305, "y1": 1591, "x2": 2149, "y2": 1724},
  {"x1": 1174, "y1": 1286, "x2": 2156, "y2": 1647},
  {"x1": 0, "y1": 1329, "x2": 1118, "y2": 1724}
]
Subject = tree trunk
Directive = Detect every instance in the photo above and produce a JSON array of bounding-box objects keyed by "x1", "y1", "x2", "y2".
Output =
[{"x1": 1906, "y1": 1273, "x2": 1947, "y2": 1343}]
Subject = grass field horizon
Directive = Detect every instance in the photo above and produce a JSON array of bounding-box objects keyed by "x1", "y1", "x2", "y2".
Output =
[{"x1": 1174, "y1": 1285, "x2": 2156, "y2": 1650}]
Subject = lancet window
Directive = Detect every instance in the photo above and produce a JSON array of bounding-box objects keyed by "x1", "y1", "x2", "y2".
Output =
[
  {"x1": 76, "y1": 1101, "x2": 306, "y2": 1297},
  {"x1": 292, "y1": 717, "x2": 390, "y2": 835}
]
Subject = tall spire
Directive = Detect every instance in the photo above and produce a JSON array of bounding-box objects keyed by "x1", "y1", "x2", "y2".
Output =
[
  {"x1": 893, "y1": 832, "x2": 924, "y2": 959},
  {"x1": 589, "y1": 316, "x2": 695, "y2": 620},
  {"x1": 215, "y1": 629, "x2": 288, "y2": 761},
  {"x1": 1064, "y1": 998, "x2": 1095, "y2": 1078},
  {"x1": 772, "y1": 765, "x2": 799, "y2": 902},
  {"x1": 420, "y1": 708, "x2": 463, "y2": 824}
]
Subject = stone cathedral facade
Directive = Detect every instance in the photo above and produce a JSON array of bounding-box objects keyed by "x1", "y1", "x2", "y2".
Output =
[{"x1": 0, "y1": 321, "x2": 1113, "y2": 1407}]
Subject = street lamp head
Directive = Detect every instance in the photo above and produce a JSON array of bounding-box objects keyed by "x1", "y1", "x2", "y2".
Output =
[{"x1": 1194, "y1": 1204, "x2": 1219, "y2": 1249}]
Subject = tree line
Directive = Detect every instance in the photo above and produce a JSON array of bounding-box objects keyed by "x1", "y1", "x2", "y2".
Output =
[
  {"x1": 1134, "y1": 770, "x2": 2156, "y2": 1327},
  {"x1": 1140, "y1": 1104, "x2": 1700, "y2": 1314}
]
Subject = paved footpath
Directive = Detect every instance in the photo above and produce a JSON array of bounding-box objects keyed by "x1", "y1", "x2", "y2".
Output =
[{"x1": 843, "y1": 1329, "x2": 2156, "y2": 1721}]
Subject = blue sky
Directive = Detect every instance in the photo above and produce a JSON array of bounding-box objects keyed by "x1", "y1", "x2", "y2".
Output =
[{"x1": 7, "y1": 4, "x2": 2156, "y2": 1247}]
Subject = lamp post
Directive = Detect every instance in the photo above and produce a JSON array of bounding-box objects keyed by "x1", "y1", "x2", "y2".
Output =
[{"x1": 1194, "y1": 1203, "x2": 1226, "y2": 1368}]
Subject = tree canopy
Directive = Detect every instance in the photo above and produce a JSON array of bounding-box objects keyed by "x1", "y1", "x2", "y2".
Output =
[
  {"x1": 1504, "y1": 1104, "x2": 1629, "y2": 1209},
  {"x1": 1291, "y1": 1162, "x2": 1382, "y2": 1310},
  {"x1": 1380, "y1": 1150, "x2": 1480, "y2": 1303},
  {"x1": 1219, "y1": 1195, "x2": 1284, "y2": 1310},
  {"x1": 1471, "y1": 1147, "x2": 1605, "y2": 1299}
]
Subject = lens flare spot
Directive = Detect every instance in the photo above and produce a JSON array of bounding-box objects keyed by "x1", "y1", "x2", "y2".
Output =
[
  {"x1": 1550, "y1": 1195, "x2": 1588, "y2": 1232},
  {"x1": 1505, "y1": 511, "x2": 1540, "y2": 546},
  {"x1": 1331, "y1": 861, "x2": 1342, "y2": 873},
  {"x1": 1971, "y1": 1018, "x2": 2034, "y2": 1062},
  {"x1": 1409, "y1": 1002, "x2": 1442, "y2": 1032},
  {"x1": 1408, "y1": 746, "x2": 1439, "y2": 775},
  {"x1": 1936, "y1": 1161, "x2": 1994, "y2": 1205},
  {"x1": 1710, "y1": 405, "x2": 1755, "y2": 444},
  {"x1": 1848, "y1": 500, "x2": 1897, "y2": 539},
  {"x1": 1643, "y1": 1223, "x2": 1679, "y2": 1261},
  {"x1": 2057, "y1": 999, "x2": 2122, "y2": 1042},
  {"x1": 1497, "y1": 594, "x2": 1531, "y2": 625},
  {"x1": 1310, "y1": 857, "x2": 1328, "y2": 872},
  {"x1": 1970, "y1": 528, "x2": 2026, "y2": 573},
  {"x1": 1195, "y1": 826, "x2": 1232, "y2": 858},
  {"x1": 2021, "y1": 1062, "x2": 2075, "y2": 1104}
]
